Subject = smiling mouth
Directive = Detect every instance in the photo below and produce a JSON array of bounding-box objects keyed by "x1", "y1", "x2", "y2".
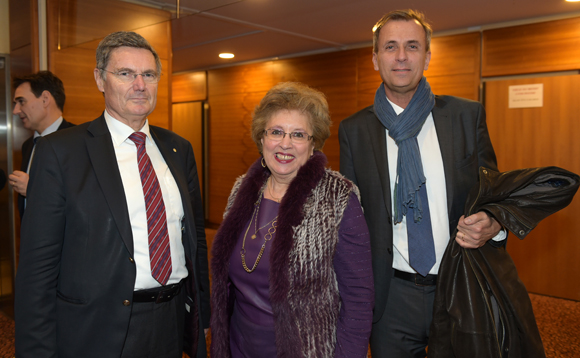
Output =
[{"x1": 276, "y1": 153, "x2": 294, "y2": 161}]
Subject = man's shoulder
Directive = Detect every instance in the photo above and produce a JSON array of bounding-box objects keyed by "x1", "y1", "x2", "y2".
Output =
[
  {"x1": 58, "y1": 118, "x2": 76, "y2": 130},
  {"x1": 341, "y1": 105, "x2": 376, "y2": 127},
  {"x1": 150, "y1": 125, "x2": 190, "y2": 147},
  {"x1": 42, "y1": 118, "x2": 95, "y2": 147},
  {"x1": 435, "y1": 95, "x2": 483, "y2": 111}
]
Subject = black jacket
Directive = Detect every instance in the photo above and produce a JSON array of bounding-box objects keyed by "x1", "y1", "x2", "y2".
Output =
[{"x1": 429, "y1": 166, "x2": 579, "y2": 358}]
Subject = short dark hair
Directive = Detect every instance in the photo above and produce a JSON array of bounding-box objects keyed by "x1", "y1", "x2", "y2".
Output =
[
  {"x1": 373, "y1": 9, "x2": 433, "y2": 53},
  {"x1": 96, "y1": 31, "x2": 162, "y2": 79},
  {"x1": 251, "y1": 82, "x2": 331, "y2": 153},
  {"x1": 13, "y1": 71, "x2": 66, "y2": 111}
]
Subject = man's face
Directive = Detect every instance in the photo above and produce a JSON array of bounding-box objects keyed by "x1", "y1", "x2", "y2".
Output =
[
  {"x1": 95, "y1": 47, "x2": 158, "y2": 126},
  {"x1": 372, "y1": 19, "x2": 431, "y2": 102},
  {"x1": 13, "y1": 82, "x2": 47, "y2": 132}
]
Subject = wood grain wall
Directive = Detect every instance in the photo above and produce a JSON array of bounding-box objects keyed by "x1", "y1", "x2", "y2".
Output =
[
  {"x1": 46, "y1": 0, "x2": 172, "y2": 127},
  {"x1": 485, "y1": 76, "x2": 580, "y2": 300},
  {"x1": 483, "y1": 17, "x2": 580, "y2": 77},
  {"x1": 9, "y1": 0, "x2": 39, "y2": 78},
  {"x1": 204, "y1": 34, "x2": 481, "y2": 224}
]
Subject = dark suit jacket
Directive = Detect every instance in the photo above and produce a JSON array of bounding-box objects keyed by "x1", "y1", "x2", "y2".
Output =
[
  {"x1": 338, "y1": 95, "x2": 498, "y2": 323},
  {"x1": 18, "y1": 118, "x2": 75, "y2": 220},
  {"x1": 14, "y1": 114, "x2": 210, "y2": 358}
]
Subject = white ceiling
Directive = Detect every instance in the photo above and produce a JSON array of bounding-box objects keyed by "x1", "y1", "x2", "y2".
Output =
[{"x1": 128, "y1": 0, "x2": 580, "y2": 73}]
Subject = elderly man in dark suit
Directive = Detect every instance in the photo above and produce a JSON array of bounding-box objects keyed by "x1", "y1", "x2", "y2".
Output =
[
  {"x1": 339, "y1": 10, "x2": 505, "y2": 358},
  {"x1": 15, "y1": 31, "x2": 210, "y2": 358},
  {"x1": 9, "y1": 71, "x2": 74, "y2": 220}
]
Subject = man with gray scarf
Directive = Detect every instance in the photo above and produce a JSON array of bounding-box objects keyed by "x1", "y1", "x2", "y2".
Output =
[{"x1": 339, "y1": 9, "x2": 505, "y2": 358}]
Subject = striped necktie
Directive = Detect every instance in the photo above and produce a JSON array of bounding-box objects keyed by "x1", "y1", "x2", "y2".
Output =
[{"x1": 129, "y1": 132, "x2": 172, "y2": 285}]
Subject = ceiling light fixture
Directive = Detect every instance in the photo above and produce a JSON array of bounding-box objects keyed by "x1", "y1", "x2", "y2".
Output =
[
  {"x1": 566, "y1": 0, "x2": 580, "y2": 2},
  {"x1": 219, "y1": 53, "x2": 235, "y2": 59}
]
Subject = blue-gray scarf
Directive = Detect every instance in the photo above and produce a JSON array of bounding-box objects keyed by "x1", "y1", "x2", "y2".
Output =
[{"x1": 373, "y1": 77, "x2": 435, "y2": 224}]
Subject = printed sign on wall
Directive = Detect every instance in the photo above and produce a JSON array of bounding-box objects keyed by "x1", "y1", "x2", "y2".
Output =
[{"x1": 508, "y1": 84, "x2": 543, "y2": 108}]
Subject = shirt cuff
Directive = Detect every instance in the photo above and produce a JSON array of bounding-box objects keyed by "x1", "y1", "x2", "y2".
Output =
[{"x1": 491, "y1": 228, "x2": 507, "y2": 242}]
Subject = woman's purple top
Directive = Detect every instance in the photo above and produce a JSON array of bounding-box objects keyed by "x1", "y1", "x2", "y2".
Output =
[{"x1": 228, "y1": 192, "x2": 374, "y2": 357}]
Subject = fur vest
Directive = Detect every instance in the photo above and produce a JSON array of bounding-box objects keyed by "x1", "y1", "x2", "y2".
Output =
[{"x1": 210, "y1": 151, "x2": 359, "y2": 357}]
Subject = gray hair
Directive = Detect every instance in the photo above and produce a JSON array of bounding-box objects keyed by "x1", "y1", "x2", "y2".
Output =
[{"x1": 96, "y1": 31, "x2": 162, "y2": 79}]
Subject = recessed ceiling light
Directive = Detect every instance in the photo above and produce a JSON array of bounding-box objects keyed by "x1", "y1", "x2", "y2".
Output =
[
  {"x1": 219, "y1": 53, "x2": 235, "y2": 59},
  {"x1": 566, "y1": 0, "x2": 580, "y2": 2}
]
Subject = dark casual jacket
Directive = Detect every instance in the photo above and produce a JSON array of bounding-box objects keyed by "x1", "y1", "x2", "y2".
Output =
[{"x1": 429, "y1": 166, "x2": 579, "y2": 358}]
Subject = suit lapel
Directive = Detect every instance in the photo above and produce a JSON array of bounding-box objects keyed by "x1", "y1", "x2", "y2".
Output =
[
  {"x1": 86, "y1": 115, "x2": 134, "y2": 254},
  {"x1": 366, "y1": 108, "x2": 393, "y2": 218},
  {"x1": 432, "y1": 96, "x2": 455, "y2": 216}
]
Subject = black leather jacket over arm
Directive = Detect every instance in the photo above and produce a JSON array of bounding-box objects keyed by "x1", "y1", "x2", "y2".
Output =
[{"x1": 429, "y1": 166, "x2": 579, "y2": 358}]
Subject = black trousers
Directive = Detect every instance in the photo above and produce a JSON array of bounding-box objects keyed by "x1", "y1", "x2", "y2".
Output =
[
  {"x1": 121, "y1": 288, "x2": 186, "y2": 358},
  {"x1": 370, "y1": 275, "x2": 436, "y2": 358}
]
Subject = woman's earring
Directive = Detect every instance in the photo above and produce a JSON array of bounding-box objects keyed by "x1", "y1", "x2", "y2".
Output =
[{"x1": 261, "y1": 157, "x2": 266, "y2": 168}]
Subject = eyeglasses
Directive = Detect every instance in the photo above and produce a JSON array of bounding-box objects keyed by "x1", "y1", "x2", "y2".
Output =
[
  {"x1": 100, "y1": 69, "x2": 161, "y2": 84},
  {"x1": 263, "y1": 129, "x2": 313, "y2": 143}
]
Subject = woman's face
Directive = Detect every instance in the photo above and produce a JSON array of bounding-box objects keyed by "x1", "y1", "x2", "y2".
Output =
[{"x1": 261, "y1": 109, "x2": 315, "y2": 183}]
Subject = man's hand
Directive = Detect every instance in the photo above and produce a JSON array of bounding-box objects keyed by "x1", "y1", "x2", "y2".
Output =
[
  {"x1": 456, "y1": 211, "x2": 502, "y2": 249},
  {"x1": 9, "y1": 170, "x2": 29, "y2": 196}
]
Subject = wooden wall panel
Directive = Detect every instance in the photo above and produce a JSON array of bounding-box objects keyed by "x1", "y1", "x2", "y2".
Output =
[
  {"x1": 205, "y1": 51, "x2": 362, "y2": 223},
  {"x1": 46, "y1": 0, "x2": 172, "y2": 128},
  {"x1": 208, "y1": 62, "x2": 275, "y2": 97},
  {"x1": 53, "y1": 0, "x2": 170, "y2": 50},
  {"x1": 356, "y1": 47, "x2": 381, "y2": 110},
  {"x1": 9, "y1": 0, "x2": 38, "y2": 77},
  {"x1": 173, "y1": 72, "x2": 207, "y2": 103},
  {"x1": 427, "y1": 73, "x2": 480, "y2": 101},
  {"x1": 273, "y1": 50, "x2": 359, "y2": 168},
  {"x1": 356, "y1": 32, "x2": 481, "y2": 109},
  {"x1": 207, "y1": 91, "x2": 268, "y2": 223},
  {"x1": 483, "y1": 18, "x2": 580, "y2": 77},
  {"x1": 485, "y1": 75, "x2": 580, "y2": 300},
  {"x1": 204, "y1": 36, "x2": 481, "y2": 225},
  {"x1": 427, "y1": 32, "x2": 481, "y2": 101},
  {"x1": 172, "y1": 102, "x2": 204, "y2": 190}
]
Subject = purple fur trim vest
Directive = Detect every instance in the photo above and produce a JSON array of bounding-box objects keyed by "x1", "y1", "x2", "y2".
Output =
[{"x1": 210, "y1": 151, "x2": 359, "y2": 357}]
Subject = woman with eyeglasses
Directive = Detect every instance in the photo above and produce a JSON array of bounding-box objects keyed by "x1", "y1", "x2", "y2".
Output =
[{"x1": 210, "y1": 82, "x2": 374, "y2": 357}]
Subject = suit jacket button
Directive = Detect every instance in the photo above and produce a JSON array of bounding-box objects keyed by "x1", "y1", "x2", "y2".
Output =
[
  {"x1": 129, "y1": 257, "x2": 134, "y2": 263},
  {"x1": 123, "y1": 300, "x2": 131, "y2": 306}
]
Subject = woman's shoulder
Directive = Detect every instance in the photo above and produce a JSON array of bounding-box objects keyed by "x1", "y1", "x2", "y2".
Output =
[{"x1": 322, "y1": 168, "x2": 360, "y2": 197}]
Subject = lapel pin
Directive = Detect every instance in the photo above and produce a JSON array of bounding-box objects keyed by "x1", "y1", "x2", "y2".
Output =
[{"x1": 173, "y1": 148, "x2": 177, "y2": 152}]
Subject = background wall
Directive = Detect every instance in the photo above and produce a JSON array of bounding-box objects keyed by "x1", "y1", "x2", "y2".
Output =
[
  {"x1": 202, "y1": 33, "x2": 482, "y2": 225},
  {"x1": 0, "y1": 0, "x2": 9, "y2": 54},
  {"x1": 176, "y1": 17, "x2": 580, "y2": 301},
  {"x1": 46, "y1": 0, "x2": 173, "y2": 128},
  {"x1": 8, "y1": 2, "x2": 580, "y2": 301}
]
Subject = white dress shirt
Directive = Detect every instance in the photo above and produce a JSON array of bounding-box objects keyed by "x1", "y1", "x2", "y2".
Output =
[
  {"x1": 386, "y1": 100, "x2": 449, "y2": 275},
  {"x1": 105, "y1": 110, "x2": 188, "y2": 289},
  {"x1": 386, "y1": 99, "x2": 505, "y2": 275}
]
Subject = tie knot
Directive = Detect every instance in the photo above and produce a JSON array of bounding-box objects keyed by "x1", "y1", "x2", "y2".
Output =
[{"x1": 129, "y1": 132, "x2": 147, "y2": 147}]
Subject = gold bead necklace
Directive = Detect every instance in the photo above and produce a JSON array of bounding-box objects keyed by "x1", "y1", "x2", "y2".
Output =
[{"x1": 241, "y1": 195, "x2": 278, "y2": 273}]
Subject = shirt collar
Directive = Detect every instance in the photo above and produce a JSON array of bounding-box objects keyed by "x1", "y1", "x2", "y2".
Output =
[
  {"x1": 386, "y1": 97, "x2": 405, "y2": 115},
  {"x1": 104, "y1": 110, "x2": 152, "y2": 146},
  {"x1": 35, "y1": 116, "x2": 64, "y2": 138}
]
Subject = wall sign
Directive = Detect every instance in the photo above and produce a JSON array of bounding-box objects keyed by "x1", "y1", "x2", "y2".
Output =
[{"x1": 508, "y1": 84, "x2": 543, "y2": 108}]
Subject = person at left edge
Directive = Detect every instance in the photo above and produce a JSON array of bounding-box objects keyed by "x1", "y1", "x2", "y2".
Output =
[
  {"x1": 14, "y1": 31, "x2": 210, "y2": 358},
  {"x1": 210, "y1": 82, "x2": 374, "y2": 357},
  {"x1": 9, "y1": 71, "x2": 74, "y2": 220}
]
